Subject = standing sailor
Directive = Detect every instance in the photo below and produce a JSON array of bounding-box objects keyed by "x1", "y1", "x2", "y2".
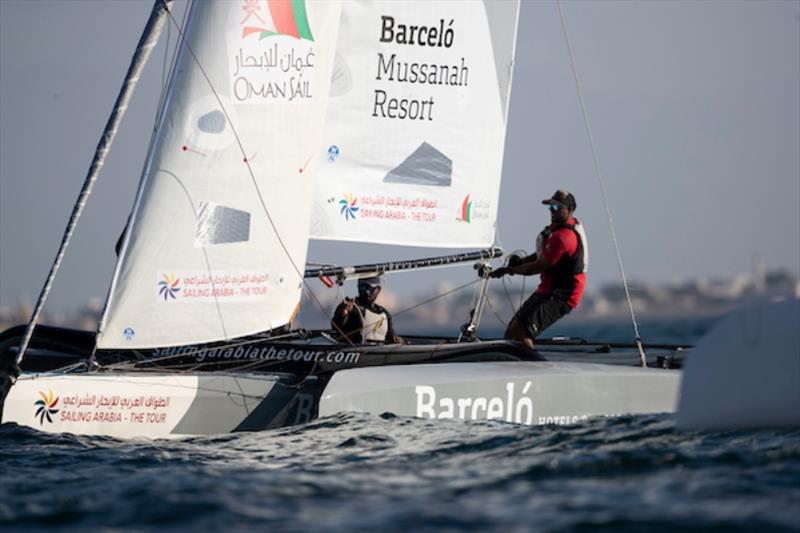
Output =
[
  {"x1": 491, "y1": 190, "x2": 588, "y2": 348},
  {"x1": 331, "y1": 276, "x2": 403, "y2": 344}
]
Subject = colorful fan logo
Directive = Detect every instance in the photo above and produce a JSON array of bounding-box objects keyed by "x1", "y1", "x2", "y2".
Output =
[
  {"x1": 339, "y1": 193, "x2": 359, "y2": 221},
  {"x1": 241, "y1": 0, "x2": 315, "y2": 41},
  {"x1": 457, "y1": 194, "x2": 472, "y2": 223},
  {"x1": 34, "y1": 389, "x2": 59, "y2": 425},
  {"x1": 158, "y1": 274, "x2": 181, "y2": 301}
]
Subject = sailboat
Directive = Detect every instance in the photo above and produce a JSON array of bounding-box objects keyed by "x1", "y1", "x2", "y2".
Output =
[{"x1": 0, "y1": 0, "x2": 685, "y2": 438}]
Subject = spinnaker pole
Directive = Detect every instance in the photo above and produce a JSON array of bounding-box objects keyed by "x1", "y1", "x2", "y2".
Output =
[{"x1": 16, "y1": 0, "x2": 175, "y2": 366}]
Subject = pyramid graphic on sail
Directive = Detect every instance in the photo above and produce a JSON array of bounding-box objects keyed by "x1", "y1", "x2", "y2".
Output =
[
  {"x1": 242, "y1": 0, "x2": 314, "y2": 41},
  {"x1": 383, "y1": 142, "x2": 452, "y2": 187}
]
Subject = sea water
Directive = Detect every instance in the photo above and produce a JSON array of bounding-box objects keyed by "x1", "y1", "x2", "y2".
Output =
[{"x1": 2, "y1": 319, "x2": 799, "y2": 531}]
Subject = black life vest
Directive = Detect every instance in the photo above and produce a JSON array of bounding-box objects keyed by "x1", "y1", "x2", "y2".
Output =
[{"x1": 537, "y1": 220, "x2": 587, "y2": 294}]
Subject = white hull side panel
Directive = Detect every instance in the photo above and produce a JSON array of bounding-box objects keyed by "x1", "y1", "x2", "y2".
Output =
[
  {"x1": 319, "y1": 362, "x2": 681, "y2": 425},
  {"x1": 677, "y1": 300, "x2": 800, "y2": 430},
  {"x1": 4, "y1": 373, "x2": 291, "y2": 438}
]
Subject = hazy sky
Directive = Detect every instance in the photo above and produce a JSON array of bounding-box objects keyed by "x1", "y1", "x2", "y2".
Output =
[{"x1": 1, "y1": 0, "x2": 798, "y2": 313}]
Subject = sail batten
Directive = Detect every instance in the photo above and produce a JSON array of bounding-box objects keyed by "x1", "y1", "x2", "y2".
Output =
[
  {"x1": 310, "y1": 0, "x2": 520, "y2": 249},
  {"x1": 98, "y1": 0, "x2": 342, "y2": 349}
]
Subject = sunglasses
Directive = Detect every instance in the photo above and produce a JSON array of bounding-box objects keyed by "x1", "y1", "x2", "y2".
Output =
[
  {"x1": 547, "y1": 204, "x2": 563, "y2": 211},
  {"x1": 359, "y1": 284, "x2": 380, "y2": 293}
]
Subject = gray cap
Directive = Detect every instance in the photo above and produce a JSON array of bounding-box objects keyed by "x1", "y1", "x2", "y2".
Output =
[{"x1": 358, "y1": 276, "x2": 382, "y2": 292}]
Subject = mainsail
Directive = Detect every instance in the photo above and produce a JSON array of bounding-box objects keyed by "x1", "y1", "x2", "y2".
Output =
[
  {"x1": 311, "y1": 0, "x2": 519, "y2": 248},
  {"x1": 97, "y1": 0, "x2": 342, "y2": 349}
]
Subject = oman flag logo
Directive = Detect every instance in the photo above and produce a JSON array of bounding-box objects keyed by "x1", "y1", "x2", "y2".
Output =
[
  {"x1": 240, "y1": 0, "x2": 314, "y2": 41},
  {"x1": 457, "y1": 195, "x2": 472, "y2": 223}
]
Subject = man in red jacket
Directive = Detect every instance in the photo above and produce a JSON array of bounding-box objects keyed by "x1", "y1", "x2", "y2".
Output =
[{"x1": 491, "y1": 190, "x2": 589, "y2": 348}]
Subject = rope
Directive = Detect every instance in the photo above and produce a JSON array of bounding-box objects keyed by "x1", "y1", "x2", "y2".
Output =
[
  {"x1": 392, "y1": 278, "x2": 481, "y2": 318},
  {"x1": 99, "y1": 329, "x2": 308, "y2": 371},
  {"x1": 14, "y1": 361, "x2": 88, "y2": 378},
  {"x1": 155, "y1": 0, "x2": 187, "y2": 123},
  {"x1": 483, "y1": 291, "x2": 510, "y2": 331},
  {"x1": 30, "y1": 278, "x2": 485, "y2": 382},
  {"x1": 495, "y1": 249, "x2": 528, "y2": 316},
  {"x1": 491, "y1": 249, "x2": 529, "y2": 321},
  {"x1": 556, "y1": 0, "x2": 647, "y2": 366},
  {"x1": 98, "y1": 278, "x2": 481, "y2": 380},
  {"x1": 15, "y1": 0, "x2": 175, "y2": 366},
  {"x1": 18, "y1": 372, "x2": 277, "y2": 401},
  {"x1": 333, "y1": 278, "x2": 482, "y2": 342}
]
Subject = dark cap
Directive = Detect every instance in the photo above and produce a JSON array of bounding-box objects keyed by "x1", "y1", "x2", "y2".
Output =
[
  {"x1": 542, "y1": 189, "x2": 577, "y2": 210},
  {"x1": 358, "y1": 276, "x2": 382, "y2": 292}
]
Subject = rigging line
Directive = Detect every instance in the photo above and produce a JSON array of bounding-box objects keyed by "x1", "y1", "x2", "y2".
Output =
[
  {"x1": 318, "y1": 281, "x2": 348, "y2": 335},
  {"x1": 160, "y1": 169, "x2": 229, "y2": 337},
  {"x1": 232, "y1": 378, "x2": 251, "y2": 415},
  {"x1": 30, "y1": 364, "x2": 292, "y2": 396},
  {"x1": 324, "y1": 280, "x2": 481, "y2": 342},
  {"x1": 15, "y1": 0, "x2": 175, "y2": 366},
  {"x1": 98, "y1": 331, "x2": 308, "y2": 371},
  {"x1": 102, "y1": 356, "x2": 285, "y2": 374},
  {"x1": 515, "y1": 250, "x2": 529, "y2": 311},
  {"x1": 93, "y1": 3, "x2": 190, "y2": 357},
  {"x1": 160, "y1": 6, "x2": 170, "y2": 97},
  {"x1": 481, "y1": 287, "x2": 509, "y2": 331},
  {"x1": 129, "y1": 353, "x2": 343, "y2": 373},
  {"x1": 37, "y1": 373, "x2": 277, "y2": 401},
  {"x1": 497, "y1": 250, "x2": 527, "y2": 315},
  {"x1": 136, "y1": 357, "x2": 298, "y2": 390},
  {"x1": 96, "y1": 0, "x2": 183, "y2": 344},
  {"x1": 501, "y1": 275, "x2": 517, "y2": 316},
  {"x1": 162, "y1": 8, "x2": 356, "y2": 350},
  {"x1": 187, "y1": 353, "x2": 302, "y2": 374},
  {"x1": 14, "y1": 361, "x2": 88, "y2": 378},
  {"x1": 155, "y1": 0, "x2": 187, "y2": 124},
  {"x1": 556, "y1": 0, "x2": 647, "y2": 367},
  {"x1": 391, "y1": 278, "x2": 481, "y2": 318},
  {"x1": 102, "y1": 344, "x2": 325, "y2": 391},
  {"x1": 95, "y1": 333, "x2": 304, "y2": 370}
]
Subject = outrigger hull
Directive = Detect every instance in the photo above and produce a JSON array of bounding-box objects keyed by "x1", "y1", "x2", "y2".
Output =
[
  {"x1": 3, "y1": 372, "x2": 309, "y2": 439},
  {"x1": 320, "y1": 362, "x2": 680, "y2": 425}
]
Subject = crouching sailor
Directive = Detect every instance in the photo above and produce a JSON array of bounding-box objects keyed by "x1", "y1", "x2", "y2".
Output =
[{"x1": 331, "y1": 276, "x2": 404, "y2": 344}]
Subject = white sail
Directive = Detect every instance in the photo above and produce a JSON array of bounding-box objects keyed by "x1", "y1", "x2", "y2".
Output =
[
  {"x1": 310, "y1": 0, "x2": 519, "y2": 248},
  {"x1": 97, "y1": 0, "x2": 342, "y2": 349}
]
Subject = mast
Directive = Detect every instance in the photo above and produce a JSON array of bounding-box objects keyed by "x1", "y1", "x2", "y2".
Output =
[{"x1": 16, "y1": 0, "x2": 175, "y2": 366}]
